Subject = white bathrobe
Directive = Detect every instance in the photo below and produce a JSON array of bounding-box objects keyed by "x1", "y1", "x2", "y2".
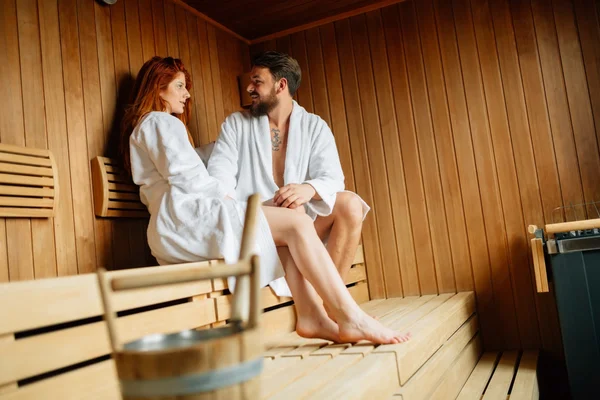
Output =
[
  {"x1": 129, "y1": 111, "x2": 284, "y2": 291},
  {"x1": 207, "y1": 101, "x2": 370, "y2": 296}
]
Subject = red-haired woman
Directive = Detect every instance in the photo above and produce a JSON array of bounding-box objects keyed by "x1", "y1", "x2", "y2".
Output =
[{"x1": 122, "y1": 56, "x2": 409, "y2": 345}]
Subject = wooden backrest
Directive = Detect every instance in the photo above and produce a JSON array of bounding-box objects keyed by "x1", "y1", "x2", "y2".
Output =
[
  {"x1": 0, "y1": 143, "x2": 58, "y2": 218},
  {"x1": 91, "y1": 156, "x2": 148, "y2": 218},
  {"x1": 0, "y1": 245, "x2": 368, "y2": 399}
]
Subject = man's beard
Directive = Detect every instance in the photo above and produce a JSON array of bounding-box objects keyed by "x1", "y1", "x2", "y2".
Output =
[{"x1": 250, "y1": 88, "x2": 278, "y2": 117}]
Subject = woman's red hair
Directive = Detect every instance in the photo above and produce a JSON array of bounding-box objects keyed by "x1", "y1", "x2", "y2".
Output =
[{"x1": 120, "y1": 56, "x2": 194, "y2": 174}]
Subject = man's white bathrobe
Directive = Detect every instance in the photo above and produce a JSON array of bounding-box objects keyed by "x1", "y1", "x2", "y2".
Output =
[
  {"x1": 207, "y1": 101, "x2": 370, "y2": 297},
  {"x1": 129, "y1": 112, "x2": 284, "y2": 291}
]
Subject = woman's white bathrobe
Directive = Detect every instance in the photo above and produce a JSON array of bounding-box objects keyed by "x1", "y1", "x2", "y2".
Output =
[
  {"x1": 207, "y1": 102, "x2": 370, "y2": 296},
  {"x1": 129, "y1": 112, "x2": 284, "y2": 292}
]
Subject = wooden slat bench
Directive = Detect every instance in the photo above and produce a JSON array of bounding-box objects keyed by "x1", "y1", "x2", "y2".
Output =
[
  {"x1": 456, "y1": 350, "x2": 540, "y2": 400},
  {"x1": 0, "y1": 143, "x2": 58, "y2": 217},
  {"x1": 0, "y1": 244, "x2": 367, "y2": 400},
  {"x1": 261, "y1": 292, "x2": 481, "y2": 400}
]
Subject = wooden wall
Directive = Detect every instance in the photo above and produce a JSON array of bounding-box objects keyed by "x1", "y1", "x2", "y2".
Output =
[
  {"x1": 251, "y1": 0, "x2": 600, "y2": 354},
  {"x1": 0, "y1": 0, "x2": 248, "y2": 279}
]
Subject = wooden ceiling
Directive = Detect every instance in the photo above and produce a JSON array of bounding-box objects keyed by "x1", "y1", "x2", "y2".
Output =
[{"x1": 182, "y1": 0, "x2": 403, "y2": 41}]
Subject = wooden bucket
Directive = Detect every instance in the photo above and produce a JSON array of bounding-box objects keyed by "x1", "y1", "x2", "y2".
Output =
[
  {"x1": 115, "y1": 321, "x2": 262, "y2": 399},
  {"x1": 97, "y1": 195, "x2": 263, "y2": 399}
]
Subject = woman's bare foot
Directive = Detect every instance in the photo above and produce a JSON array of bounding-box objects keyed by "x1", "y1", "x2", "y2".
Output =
[
  {"x1": 337, "y1": 310, "x2": 412, "y2": 345},
  {"x1": 324, "y1": 303, "x2": 379, "y2": 322},
  {"x1": 296, "y1": 313, "x2": 341, "y2": 343}
]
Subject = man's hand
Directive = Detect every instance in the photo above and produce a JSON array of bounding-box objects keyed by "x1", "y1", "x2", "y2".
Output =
[{"x1": 274, "y1": 183, "x2": 316, "y2": 209}]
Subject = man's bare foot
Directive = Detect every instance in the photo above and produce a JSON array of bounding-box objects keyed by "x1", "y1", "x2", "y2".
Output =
[
  {"x1": 337, "y1": 310, "x2": 412, "y2": 345},
  {"x1": 296, "y1": 314, "x2": 341, "y2": 343}
]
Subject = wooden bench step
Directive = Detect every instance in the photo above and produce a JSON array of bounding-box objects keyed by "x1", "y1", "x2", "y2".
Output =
[
  {"x1": 456, "y1": 350, "x2": 540, "y2": 400},
  {"x1": 263, "y1": 292, "x2": 477, "y2": 399}
]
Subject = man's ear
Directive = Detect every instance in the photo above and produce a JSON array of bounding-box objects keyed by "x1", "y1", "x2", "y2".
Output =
[{"x1": 276, "y1": 78, "x2": 288, "y2": 95}]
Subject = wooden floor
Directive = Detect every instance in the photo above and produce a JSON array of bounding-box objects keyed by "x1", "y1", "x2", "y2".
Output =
[{"x1": 261, "y1": 292, "x2": 479, "y2": 400}]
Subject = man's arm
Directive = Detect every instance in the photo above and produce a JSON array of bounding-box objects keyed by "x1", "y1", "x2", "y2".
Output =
[{"x1": 206, "y1": 116, "x2": 240, "y2": 198}]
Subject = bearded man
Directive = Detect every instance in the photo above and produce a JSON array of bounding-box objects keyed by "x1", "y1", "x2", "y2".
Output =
[{"x1": 207, "y1": 51, "x2": 369, "y2": 297}]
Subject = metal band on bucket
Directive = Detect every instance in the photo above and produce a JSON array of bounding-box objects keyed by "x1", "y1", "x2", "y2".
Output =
[{"x1": 120, "y1": 357, "x2": 263, "y2": 397}]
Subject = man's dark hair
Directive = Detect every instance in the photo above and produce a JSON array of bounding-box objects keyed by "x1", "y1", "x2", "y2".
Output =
[{"x1": 251, "y1": 51, "x2": 302, "y2": 96}]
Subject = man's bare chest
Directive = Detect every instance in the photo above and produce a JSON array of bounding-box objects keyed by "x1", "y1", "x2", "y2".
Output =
[{"x1": 270, "y1": 126, "x2": 287, "y2": 187}]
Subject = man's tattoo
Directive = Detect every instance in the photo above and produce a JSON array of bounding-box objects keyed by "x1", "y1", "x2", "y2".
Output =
[{"x1": 271, "y1": 128, "x2": 282, "y2": 151}]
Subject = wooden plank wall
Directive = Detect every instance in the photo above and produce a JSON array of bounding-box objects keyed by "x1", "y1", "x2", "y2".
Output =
[
  {"x1": 0, "y1": 1, "x2": 247, "y2": 276},
  {"x1": 250, "y1": 0, "x2": 600, "y2": 355}
]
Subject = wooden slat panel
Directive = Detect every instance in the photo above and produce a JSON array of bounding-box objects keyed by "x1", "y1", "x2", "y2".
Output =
[
  {"x1": 0, "y1": 174, "x2": 54, "y2": 187},
  {"x1": 196, "y1": 20, "x2": 219, "y2": 143},
  {"x1": 400, "y1": 0, "x2": 456, "y2": 294},
  {"x1": 0, "y1": 153, "x2": 51, "y2": 167},
  {"x1": 456, "y1": 351, "x2": 500, "y2": 400},
  {"x1": 416, "y1": 0, "x2": 473, "y2": 293},
  {"x1": 77, "y1": 0, "x2": 113, "y2": 273},
  {"x1": 186, "y1": 14, "x2": 209, "y2": 145},
  {"x1": 0, "y1": 0, "x2": 34, "y2": 283},
  {"x1": 382, "y1": 5, "x2": 437, "y2": 295},
  {"x1": 429, "y1": 335, "x2": 483, "y2": 400},
  {"x1": 367, "y1": 10, "x2": 419, "y2": 298},
  {"x1": 152, "y1": 0, "x2": 168, "y2": 56},
  {"x1": 486, "y1": 0, "x2": 542, "y2": 348},
  {"x1": 0, "y1": 198, "x2": 54, "y2": 208},
  {"x1": 509, "y1": 0, "x2": 565, "y2": 356},
  {"x1": 352, "y1": 13, "x2": 404, "y2": 297},
  {"x1": 16, "y1": 0, "x2": 57, "y2": 281},
  {"x1": 318, "y1": 24, "x2": 356, "y2": 193},
  {"x1": 1, "y1": 359, "x2": 120, "y2": 400},
  {"x1": 108, "y1": 192, "x2": 140, "y2": 201},
  {"x1": 108, "y1": 182, "x2": 138, "y2": 192},
  {"x1": 552, "y1": 0, "x2": 600, "y2": 204},
  {"x1": 511, "y1": 350, "x2": 540, "y2": 399},
  {"x1": 107, "y1": 200, "x2": 147, "y2": 211},
  {"x1": 482, "y1": 350, "x2": 519, "y2": 399},
  {"x1": 262, "y1": 356, "x2": 330, "y2": 399},
  {"x1": 304, "y1": 27, "x2": 331, "y2": 125},
  {"x1": 39, "y1": 0, "x2": 78, "y2": 277},
  {"x1": 531, "y1": 0, "x2": 585, "y2": 213},
  {"x1": 290, "y1": 31, "x2": 314, "y2": 113},
  {"x1": 0, "y1": 186, "x2": 54, "y2": 198},
  {"x1": 207, "y1": 24, "x2": 225, "y2": 139},
  {"x1": 452, "y1": 0, "x2": 511, "y2": 349},
  {"x1": 0, "y1": 208, "x2": 54, "y2": 218},
  {"x1": 59, "y1": 0, "x2": 97, "y2": 275},
  {"x1": 0, "y1": 261, "x2": 213, "y2": 335},
  {"x1": 138, "y1": 0, "x2": 155, "y2": 61},
  {"x1": 335, "y1": 18, "x2": 385, "y2": 298},
  {"x1": 0, "y1": 144, "x2": 49, "y2": 158}
]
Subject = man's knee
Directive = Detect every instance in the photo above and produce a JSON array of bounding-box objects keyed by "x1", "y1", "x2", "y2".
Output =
[{"x1": 334, "y1": 192, "x2": 364, "y2": 226}]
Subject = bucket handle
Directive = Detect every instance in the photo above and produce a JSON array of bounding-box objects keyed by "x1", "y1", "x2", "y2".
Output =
[{"x1": 96, "y1": 194, "x2": 262, "y2": 352}]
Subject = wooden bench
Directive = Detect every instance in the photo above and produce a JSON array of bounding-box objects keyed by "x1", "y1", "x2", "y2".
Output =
[
  {"x1": 0, "y1": 143, "x2": 58, "y2": 218},
  {"x1": 0, "y1": 240, "x2": 367, "y2": 399},
  {"x1": 455, "y1": 350, "x2": 540, "y2": 400}
]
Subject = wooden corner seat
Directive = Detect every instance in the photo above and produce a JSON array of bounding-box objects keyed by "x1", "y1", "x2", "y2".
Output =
[
  {"x1": 91, "y1": 156, "x2": 148, "y2": 218},
  {"x1": 0, "y1": 143, "x2": 58, "y2": 218}
]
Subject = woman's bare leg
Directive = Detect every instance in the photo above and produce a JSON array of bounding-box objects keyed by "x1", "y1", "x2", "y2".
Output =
[
  {"x1": 263, "y1": 206, "x2": 410, "y2": 344},
  {"x1": 277, "y1": 247, "x2": 340, "y2": 342}
]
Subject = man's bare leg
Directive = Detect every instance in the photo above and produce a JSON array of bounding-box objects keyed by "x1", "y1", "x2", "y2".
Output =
[
  {"x1": 262, "y1": 205, "x2": 409, "y2": 344},
  {"x1": 314, "y1": 192, "x2": 364, "y2": 281},
  {"x1": 278, "y1": 247, "x2": 340, "y2": 342}
]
